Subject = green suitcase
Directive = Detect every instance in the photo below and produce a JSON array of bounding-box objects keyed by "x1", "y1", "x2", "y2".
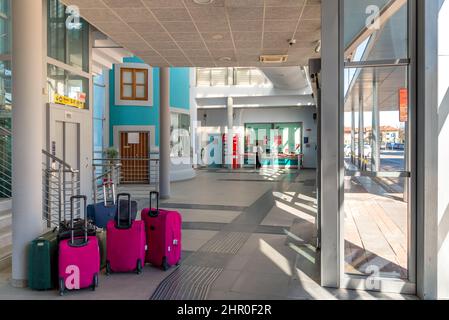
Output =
[{"x1": 28, "y1": 230, "x2": 58, "y2": 290}]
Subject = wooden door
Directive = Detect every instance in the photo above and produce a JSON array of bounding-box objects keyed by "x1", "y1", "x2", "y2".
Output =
[{"x1": 120, "y1": 132, "x2": 149, "y2": 184}]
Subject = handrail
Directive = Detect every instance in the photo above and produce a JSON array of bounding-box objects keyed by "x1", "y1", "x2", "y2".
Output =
[
  {"x1": 0, "y1": 126, "x2": 11, "y2": 136},
  {"x1": 93, "y1": 158, "x2": 159, "y2": 161},
  {"x1": 42, "y1": 149, "x2": 79, "y2": 173}
]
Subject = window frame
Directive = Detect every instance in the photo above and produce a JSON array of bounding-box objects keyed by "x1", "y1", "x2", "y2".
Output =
[{"x1": 120, "y1": 67, "x2": 149, "y2": 101}]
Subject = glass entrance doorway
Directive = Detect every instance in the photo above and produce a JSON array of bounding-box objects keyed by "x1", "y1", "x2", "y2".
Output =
[
  {"x1": 341, "y1": 0, "x2": 415, "y2": 288},
  {"x1": 244, "y1": 123, "x2": 303, "y2": 169}
]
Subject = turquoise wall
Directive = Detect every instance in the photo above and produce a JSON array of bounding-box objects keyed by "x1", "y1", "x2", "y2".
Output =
[{"x1": 109, "y1": 56, "x2": 190, "y2": 147}]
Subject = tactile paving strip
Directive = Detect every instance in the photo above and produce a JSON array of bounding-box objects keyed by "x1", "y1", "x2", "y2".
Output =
[
  {"x1": 150, "y1": 265, "x2": 223, "y2": 300},
  {"x1": 198, "y1": 232, "x2": 251, "y2": 255}
]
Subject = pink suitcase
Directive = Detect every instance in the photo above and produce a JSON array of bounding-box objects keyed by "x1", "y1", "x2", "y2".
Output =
[
  {"x1": 141, "y1": 191, "x2": 182, "y2": 270},
  {"x1": 106, "y1": 193, "x2": 146, "y2": 274},
  {"x1": 58, "y1": 196, "x2": 100, "y2": 296}
]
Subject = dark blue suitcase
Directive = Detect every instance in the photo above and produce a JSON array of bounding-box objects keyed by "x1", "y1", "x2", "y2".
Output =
[
  {"x1": 87, "y1": 201, "x2": 117, "y2": 229},
  {"x1": 87, "y1": 201, "x2": 138, "y2": 229}
]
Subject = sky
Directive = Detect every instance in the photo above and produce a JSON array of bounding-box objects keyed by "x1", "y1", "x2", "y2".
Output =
[{"x1": 344, "y1": 110, "x2": 404, "y2": 128}]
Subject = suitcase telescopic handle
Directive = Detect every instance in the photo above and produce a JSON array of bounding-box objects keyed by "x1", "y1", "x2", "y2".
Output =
[
  {"x1": 116, "y1": 193, "x2": 132, "y2": 229},
  {"x1": 70, "y1": 195, "x2": 88, "y2": 246},
  {"x1": 149, "y1": 191, "x2": 159, "y2": 217},
  {"x1": 103, "y1": 177, "x2": 116, "y2": 207}
]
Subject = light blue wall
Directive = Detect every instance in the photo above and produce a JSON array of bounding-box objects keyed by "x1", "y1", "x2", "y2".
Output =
[
  {"x1": 170, "y1": 67, "x2": 190, "y2": 110},
  {"x1": 108, "y1": 56, "x2": 190, "y2": 147}
]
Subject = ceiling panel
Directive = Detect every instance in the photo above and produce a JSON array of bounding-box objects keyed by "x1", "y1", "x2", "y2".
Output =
[{"x1": 61, "y1": 0, "x2": 322, "y2": 67}]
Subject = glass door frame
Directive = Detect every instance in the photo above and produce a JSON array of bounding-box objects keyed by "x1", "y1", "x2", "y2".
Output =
[{"x1": 337, "y1": 0, "x2": 417, "y2": 294}]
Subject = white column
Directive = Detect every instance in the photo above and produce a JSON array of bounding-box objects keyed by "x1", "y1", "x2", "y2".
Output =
[
  {"x1": 11, "y1": 0, "x2": 44, "y2": 287},
  {"x1": 358, "y1": 95, "x2": 364, "y2": 169},
  {"x1": 320, "y1": 0, "x2": 344, "y2": 288},
  {"x1": 226, "y1": 96, "x2": 234, "y2": 168},
  {"x1": 437, "y1": 0, "x2": 449, "y2": 299},
  {"x1": 416, "y1": 0, "x2": 440, "y2": 300},
  {"x1": 351, "y1": 100, "x2": 356, "y2": 164},
  {"x1": 371, "y1": 70, "x2": 380, "y2": 172},
  {"x1": 159, "y1": 67, "x2": 171, "y2": 199}
]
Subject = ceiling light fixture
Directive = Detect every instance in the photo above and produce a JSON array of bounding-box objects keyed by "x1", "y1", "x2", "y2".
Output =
[
  {"x1": 212, "y1": 34, "x2": 224, "y2": 40},
  {"x1": 259, "y1": 55, "x2": 288, "y2": 64},
  {"x1": 193, "y1": 0, "x2": 215, "y2": 4},
  {"x1": 218, "y1": 56, "x2": 232, "y2": 62}
]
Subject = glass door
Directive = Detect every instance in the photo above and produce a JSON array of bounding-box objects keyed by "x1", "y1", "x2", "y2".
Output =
[{"x1": 341, "y1": 0, "x2": 415, "y2": 291}]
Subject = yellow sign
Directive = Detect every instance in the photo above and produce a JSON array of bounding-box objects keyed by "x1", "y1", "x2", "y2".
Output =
[{"x1": 54, "y1": 94, "x2": 85, "y2": 109}]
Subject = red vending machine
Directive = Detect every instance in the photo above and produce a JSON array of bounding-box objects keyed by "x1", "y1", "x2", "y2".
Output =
[{"x1": 222, "y1": 134, "x2": 240, "y2": 169}]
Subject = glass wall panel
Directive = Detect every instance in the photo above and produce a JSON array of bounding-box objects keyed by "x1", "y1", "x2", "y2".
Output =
[
  {"x1": 344, "y1": 0, "x2": 408, "y2": 61},
  {"x1": 244, "y1": 123, "x2": 302, "y2": 168},
  {"x1": 47, "y1": 64, "x2": 89, "y2": 109},
  {"x1": 342, "y1": 0, "x2": 412, "y2": 281},
  {"x1": 170, "y1": 112, "x2": 191, "y2": 158},
  {"x1": 93, "y1": 74, "x2": 106, "y2": 160},
  {"x1": 47, "y1": 0, "x2": 89, "y2": 72},
  {"x1": 0, "y1": 0, "x2": 11, "y2": 56}
]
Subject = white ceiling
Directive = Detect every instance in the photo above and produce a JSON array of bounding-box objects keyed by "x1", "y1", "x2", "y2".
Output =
[
  {"x1": 261, "y1": 66, "x2": 311, "y2": 91},
  {"x1": 60, "y1": 0, "x2": 321, "y2": 68}
]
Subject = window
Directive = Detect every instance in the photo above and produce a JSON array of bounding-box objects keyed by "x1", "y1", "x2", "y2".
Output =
[
  {"x1": 342, "y1": 0, "x2": 412, "y2": 282},
  {"x1": 0, "y1": 60, "x2": 11, "y2": 114},
  {"x1": 47, "y1": 0, "x2": 89, "y2": 72},
  {"x1": 170, "y1": 112, "x2": 191, "y2": 158},
  {"x1": 196, "y1": 67, "x2": 270, "y2": 87},
  {"x1": 120, "y1": 68, "x2": 148, "y2": 101},
  {"x1": 93, "y1": 74, "x2": 106, "y2": 160},
  {"x1": 196, "y1": 68, "x2": 230, "y2": 87},
  {"x1": 234, "y1": 68, "x2": 268, "y2": 86},
  {"x1": 0, "y1": 0, "x2": 10, "y2": 56},
  {"x1": 47, "y1": 64, "x2": 90, "y2": 109}
]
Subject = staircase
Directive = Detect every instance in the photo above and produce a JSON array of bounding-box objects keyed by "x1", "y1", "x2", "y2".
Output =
[
  {"x1": 0, "y1": 200, "x2": 11, "y2": 271},
  {"x1": 0, "y1": 125, "x2": 12, "y2": 271}
]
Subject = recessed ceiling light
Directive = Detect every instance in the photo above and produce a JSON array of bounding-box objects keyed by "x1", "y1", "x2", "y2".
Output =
[
  {"x1": 259, "y1": 55, "x2": 288, "y2": 64},
  {"x1": 212, "y1": 34, "x2": 224, "y2": 40},
  {"x1": 218, "y1": 56, "x2": 232, "y2": 62},
  {"x1": 193, "y1": 0, "x2": 215, "y2": 4}
]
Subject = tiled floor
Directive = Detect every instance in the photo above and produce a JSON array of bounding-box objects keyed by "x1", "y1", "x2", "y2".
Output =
[
  {"x1": 0, "y1": 168, "x2": 415, "y2": 300},
  {"x1": 344, "y1": 176, "x2": 408, "y2": 279}
]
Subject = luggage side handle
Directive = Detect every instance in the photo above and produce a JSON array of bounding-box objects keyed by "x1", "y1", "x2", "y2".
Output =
[
  {"x1": 116, "y1": 193, "x2": 132, "y2": 229},
  {"x1": 149, "y1": 191, "x2": 159, "y2": 217},
  {"x1": 69, "y1": 195, "x2": 88, "y2": 247}
]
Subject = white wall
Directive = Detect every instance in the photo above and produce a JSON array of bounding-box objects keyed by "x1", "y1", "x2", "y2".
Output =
[
  {"x1": 197, "y1": 106, "x2": 318, "y2": 169},
  {"x1": 438, "y1": 0, "x2": 449, "y2": 298}
]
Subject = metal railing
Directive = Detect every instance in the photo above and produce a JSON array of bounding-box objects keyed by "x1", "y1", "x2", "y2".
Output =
[
  {"x1": 92, "y1": 159, "x2": 121, "y2": 204},
  {"x1": 0, "y1": 126, "x2": 12, "y2": 199},
  {"x1": 42, "y1": 150, "x2": 80, "y2": 228},
  {"x1": 92, "y1": 157, "x2": 159, "y2": 193}
]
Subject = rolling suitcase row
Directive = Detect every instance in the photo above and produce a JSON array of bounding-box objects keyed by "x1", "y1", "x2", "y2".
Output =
[{"x1": 29, "y1": 190, "x2": 182, "y2": 294}]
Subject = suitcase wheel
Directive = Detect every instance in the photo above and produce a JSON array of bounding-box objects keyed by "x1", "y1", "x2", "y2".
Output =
[
  {"x1": 162, "y1": 257, "x2": 170, "y2": 271},
  {"x1": 91, "y1": 274, "x2": 98, "y2": 291},
  {"x1": 59, "y1": 278, "x2": 65, "y2": 296},
  {"x1": 136, "y1": 259, "x2": 143, "y2": 274},
  {"x1": 106, "y1": 261, "x2": 111, "y2": 276}
]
